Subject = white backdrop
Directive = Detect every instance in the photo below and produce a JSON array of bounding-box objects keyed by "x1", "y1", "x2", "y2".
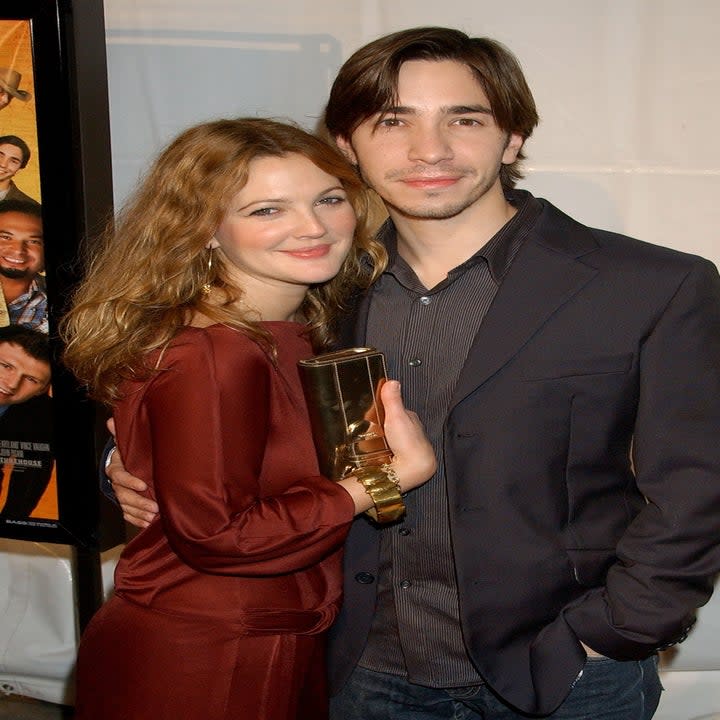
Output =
[
  {"x1": 2, "y1": 2, "x2": 718, "y2": 716},
  {"x1": 102, "y1": 0, "x2": 719, "y2": 269}
]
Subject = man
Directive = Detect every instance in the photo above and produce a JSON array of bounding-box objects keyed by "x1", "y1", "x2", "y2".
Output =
[
  {"x1": 0, "y1": 68, "x2": 32, "y2": 112},
  {"x1": 0, "y1": 135, "x2": 40, "y2": 206},
  {"x1": 0, "y1": 325, "x2": 53, "y2": 520},
  {"x1": 108, "y1": 27, "x2": 720, "y2": 719},
  {"x1": 0, "y1": 199, "x2": 47, "y2": 333}
]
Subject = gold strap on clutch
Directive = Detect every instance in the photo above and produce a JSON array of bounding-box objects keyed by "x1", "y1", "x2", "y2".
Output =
[{"x1": 353, "y1": 466, "x2": 405, "y2": 524}]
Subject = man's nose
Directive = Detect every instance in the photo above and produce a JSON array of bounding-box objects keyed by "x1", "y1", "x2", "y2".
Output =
[
  {"x1": 3, "y1": 372, "x2": 21, "y2": 392},
  {"x1": 0, "y1": 239, "x2": 25, "y2": 256},
  {"x1": 407, "y1": 125, "x2": 453, "y2": 164}
]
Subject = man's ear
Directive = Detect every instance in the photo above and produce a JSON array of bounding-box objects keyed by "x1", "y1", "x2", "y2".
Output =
[
  {"x1": 502, "y1": 133, "x2": 525, "y2": 165},
  {"x1": 335, "y1": 136, "x2": 358, "y2": 166}
]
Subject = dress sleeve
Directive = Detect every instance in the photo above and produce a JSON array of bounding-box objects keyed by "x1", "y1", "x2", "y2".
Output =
[{"x1": 141, "y1": 331, "x2": 355, "y2": 575}]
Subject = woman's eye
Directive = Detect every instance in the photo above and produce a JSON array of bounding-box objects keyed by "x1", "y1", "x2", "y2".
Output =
[{"x1": 318, "y1": 196, "x2": 346, "y2": 206}]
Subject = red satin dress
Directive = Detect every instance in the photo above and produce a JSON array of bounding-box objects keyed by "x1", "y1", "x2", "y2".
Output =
[{"x1": 74, "y1": 323, "x2": 355, "y2": 720}]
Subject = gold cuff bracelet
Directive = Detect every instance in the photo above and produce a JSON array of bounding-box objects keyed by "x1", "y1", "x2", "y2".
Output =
[{"x1": 353, "y1": 466, "x2": 405, "y2": 524}]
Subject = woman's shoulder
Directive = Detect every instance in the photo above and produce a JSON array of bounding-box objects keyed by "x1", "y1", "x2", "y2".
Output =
[
  {"x1": 165, "y1": 324, "x2": 267, "y2": 366},
  {"x1": 117, "y1": 325, "x2": 270, "y2": 407}
]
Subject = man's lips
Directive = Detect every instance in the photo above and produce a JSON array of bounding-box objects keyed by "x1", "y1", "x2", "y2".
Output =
[
  {"x1": 1, "y1": 255, "x2": 26, "y2": 265},
  {"x1": 399, "y1": 176, "x2": 460, "y2": 189}
]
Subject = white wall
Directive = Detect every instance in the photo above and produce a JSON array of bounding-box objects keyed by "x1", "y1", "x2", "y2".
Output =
[{"x1": 103, "y1": 0, "x2": 719, "y2": 268}]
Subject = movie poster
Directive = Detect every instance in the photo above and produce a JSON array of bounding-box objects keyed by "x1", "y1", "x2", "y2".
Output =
[{"x1": 0, "y1": 18, "x2": 56, "y2": 532}]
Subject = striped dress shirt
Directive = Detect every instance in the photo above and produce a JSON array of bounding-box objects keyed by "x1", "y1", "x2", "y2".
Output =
[{"x1": 359, "y1": 189, "x2": 542, "y2": 687}]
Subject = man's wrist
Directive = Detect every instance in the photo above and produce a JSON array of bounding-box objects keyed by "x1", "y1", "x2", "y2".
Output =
[{"x1": 104, "y1": 445, "x2": 117, "y2": 470}]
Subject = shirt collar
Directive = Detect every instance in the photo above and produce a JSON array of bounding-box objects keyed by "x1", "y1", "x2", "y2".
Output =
[{"x1": 8, "y1": 277, "x2": 45, "y2": 304}]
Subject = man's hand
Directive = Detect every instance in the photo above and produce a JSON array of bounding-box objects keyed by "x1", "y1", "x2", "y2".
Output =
[
  {"x1": 581, "y1": 642, "x2": 605, "y2": 658},
  {"x1": 106, "y1": 418, "x2": 158, "y2": 529}
]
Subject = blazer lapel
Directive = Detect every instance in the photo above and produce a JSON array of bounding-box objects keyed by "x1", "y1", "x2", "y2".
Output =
[{"x1": 450, "y1": 232, "x2": 599, "y2": 408}]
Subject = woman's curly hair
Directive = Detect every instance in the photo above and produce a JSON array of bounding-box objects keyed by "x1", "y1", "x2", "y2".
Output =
[{"x1": 61, "y1": 118, "x2": 386, "y2": 405}]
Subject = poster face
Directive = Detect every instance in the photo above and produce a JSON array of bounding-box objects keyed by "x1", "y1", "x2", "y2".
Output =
[
  {"x1": 0, "y1": 18, "x2": 56, "y2": 533},
  {"x1": 0, "y1": 0, "x2": 115, "y2": 549}
]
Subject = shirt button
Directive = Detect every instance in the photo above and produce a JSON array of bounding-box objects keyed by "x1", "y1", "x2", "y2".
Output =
[
  {"x1": 400, "y1": 579, "x2": 412, "y2": 589},
  {"x1": 399, "y1": 528, "x2": 411, "y2": 536},
  {"x1": 355, "y1": 572, "x2": 375, "y2": 584},
  {"x1": 408, "y1": 358, "x2": 422, "y2": 367},
  {"x1": 419, "y1": 296, "x2": 431, "y2": 305}
]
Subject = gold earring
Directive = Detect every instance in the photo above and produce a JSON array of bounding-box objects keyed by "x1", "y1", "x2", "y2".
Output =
[{"x1": 201, "y1": 248, "x2": 214, "y2": 295}]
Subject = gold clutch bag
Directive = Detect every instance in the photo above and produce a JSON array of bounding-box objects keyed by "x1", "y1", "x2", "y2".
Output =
[{"x1": 298, "y1": 348, "x2": 404, "y2": 523}]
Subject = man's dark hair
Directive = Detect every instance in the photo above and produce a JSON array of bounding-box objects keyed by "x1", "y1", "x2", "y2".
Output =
[
  {"x1": 0, "y1": 325, "x2": 50, "y2": 364},
  {"x1": 0, "y1": 134, "x2": 31, "y2": 168},
  {"x1": 325, "y1": 27, "x2": 540, "y2": 191},
  {"x1": 0, "y1": 198, "x2": 42, "y2": 221}
]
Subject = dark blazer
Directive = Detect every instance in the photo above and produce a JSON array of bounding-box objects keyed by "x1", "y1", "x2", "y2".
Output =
[
  {"x1": 4, "y1": 181, "x2": 40, "y2": 206},
  {"x1": 327, "y1": 197, "x2": 720, "y2": 714}
]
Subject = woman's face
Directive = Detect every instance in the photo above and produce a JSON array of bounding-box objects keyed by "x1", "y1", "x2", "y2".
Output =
[{"x1": 211, "y1": 153, "x2": 356, "y2": 304}]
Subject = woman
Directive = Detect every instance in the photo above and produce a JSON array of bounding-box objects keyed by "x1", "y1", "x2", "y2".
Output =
[{"x1": 62, "y1": 118, "x2": 435, "y2": 719}]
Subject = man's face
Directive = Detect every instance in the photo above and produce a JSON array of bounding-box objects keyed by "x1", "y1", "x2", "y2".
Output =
[
  {"x1": 0, "y1": 342, "x2": 50, "y2": 405},
  {"x1": 0, "y1": 89, "x2": 11, "y2": 111},
  {"x1": 0, "y1": 211, "x2": 44, "y2": 280},
  {"x1": 0, "y1": 142, "x2": 24, "y2": 183},
  {"x1": 337, "y1": 59, "x2": 523, "y2": 222}
]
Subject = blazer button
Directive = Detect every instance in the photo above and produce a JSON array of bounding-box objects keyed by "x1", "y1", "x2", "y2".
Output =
[{"x1": 354, "y1": 572, "x2": 375, "y2": 584}]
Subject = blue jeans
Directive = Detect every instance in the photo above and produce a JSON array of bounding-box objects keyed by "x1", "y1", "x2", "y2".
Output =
[{"x1": 329, "y1": 656, "x2": 662, "y2": 719}]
